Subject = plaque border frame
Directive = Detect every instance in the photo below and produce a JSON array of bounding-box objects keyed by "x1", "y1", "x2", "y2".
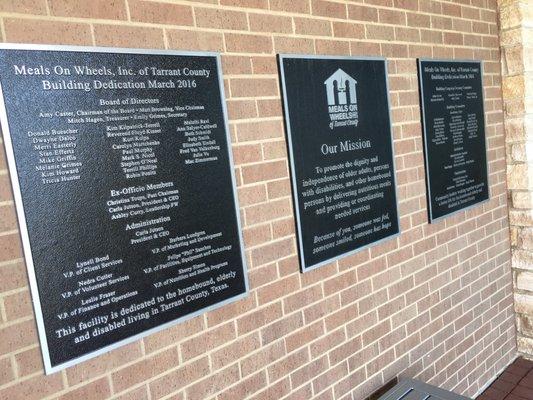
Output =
[
  {"x1": 417, "y1": 58, "x2": 491, "y2": 223},
  {"x1": 0, "y1": 43, "x2": 249, "y2": 374},
  {"x1": 278, "y1": 53, "x2": 401, "y2": 273}
]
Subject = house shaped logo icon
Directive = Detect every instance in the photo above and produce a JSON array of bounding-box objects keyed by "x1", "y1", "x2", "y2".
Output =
[
  {"x1": 324, "y1": 68, "x2": 359, "y2": 129},
  {"x1": 324, "y1": 68, "x2": 357, "y2": 106}
]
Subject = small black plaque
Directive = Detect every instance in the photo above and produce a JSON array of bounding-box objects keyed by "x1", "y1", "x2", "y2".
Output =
[
  {"x1": 418, "y1": 59, "x2": 489, "y2": 222},
  {"x1": 0, "y1": 45, "x2": 248, "y2": 372},
  {"x1": 279, "y1": 55, "x2": 399, "y2": 272}
]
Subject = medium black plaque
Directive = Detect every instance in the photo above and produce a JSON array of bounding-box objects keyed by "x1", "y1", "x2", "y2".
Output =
[
  {"x1": 0, "y1": 44, "x2": 248, "y2": 373},
  {"x1": 279, "y1": 55, "x2": 399, "y2": 272},
  {"x1": 418, "y1": 59, "x2": 489, "y2": 222}
]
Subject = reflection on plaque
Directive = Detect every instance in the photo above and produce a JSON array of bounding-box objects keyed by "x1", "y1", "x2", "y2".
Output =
[
  {"x1": 0, "y1": 45, "x2": 248, "y2": 373},
  {"x1": 418, "y1": 59, "x2": 489, "y2": 222},
  {"x1": 278, "y1": 55, "x2": 400, "y2": 272}
]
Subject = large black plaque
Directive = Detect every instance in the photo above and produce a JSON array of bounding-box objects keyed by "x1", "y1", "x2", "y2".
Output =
[
  {"x1": 279, "y1": 55, "x2": 399, "y2": 272},
  {"x1": 418, "y1": 59, "x2": 489, "y2": 222},
  {"x1": 0, "y1": 45, "x2": 248, "y2": 373}
]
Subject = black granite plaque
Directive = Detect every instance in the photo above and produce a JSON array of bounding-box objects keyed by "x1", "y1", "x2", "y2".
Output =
[
  {"x1": 0, "y1": 45, "x2": 248, "y2": 373},
  {"x1": 418, "y1": 59, "x2": 489, "y2": 222},
  {"x1": 279, "y1": 55, "x2": 399, "y2": 272}
]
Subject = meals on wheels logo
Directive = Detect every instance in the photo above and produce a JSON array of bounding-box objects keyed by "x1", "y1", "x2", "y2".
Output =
[{"x1": 324, "y1": 68, "x2": 359, "y2": 130}]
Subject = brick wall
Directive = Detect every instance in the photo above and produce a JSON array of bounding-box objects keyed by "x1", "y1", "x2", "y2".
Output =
[
  {"x1": 0, "y1": 1, "x2": 516, "y2": 399},
  {"x1": 499, "y1": 0, "x2": 533, "y2": 360}
]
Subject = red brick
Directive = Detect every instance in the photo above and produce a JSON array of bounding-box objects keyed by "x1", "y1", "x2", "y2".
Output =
[
  {"x1": 166, "y1": 30, "x2": 224, "y2": 52},
  {"x1": 129, "y1": 1, "x2": 193, "y2": 25},
  {"x1": 143, "y1": 316, "x2": 204, "y2": 353},
  {"x1": 313, "y1": 362, "x2": 348, "y2": 394},
  {"x1": 68, "y1": 342, "x2": 143, "y2": 385},
  {"x1": 291, "y1": 356, "x2": 329, "y2": 388},
  {"x1": 0, "y1": 0, "x2": 47, "y2": 14},
  {"x1": 262, "y1": 141, "x2": 287, "y2": 160},
  {"x1": 57, "y1": 378, "x2": 111, "y2": 400},
  {"x1": 4, "y1": 18, "x2": 92, "y2": 45},
  {"x1": 231, "y1": 79, "x2": 279, "y2": 98},
  {"x1": 49, "y1": 0, "x2": 127, "y2": 19},
  {"x1": 232, "y1": 144, "x2": 262, "y2": 165},
  {"x1": 284, "y1": 384, "x2": 313, "y2": 400},
  {"x1": 186, "y1": 364, "x2": 240, "y2": 400},
  {"x1": 180, "y1": 322, "x2": 235, "y2": 361},
  {"x1": 228, "y1": 101, "x2": 257, "y2": 123},
  {"x1": 367, "y1": 25, "x2": 395, "y2": 40},
  {"x1": 329, "y1": 336, "x2": 363, "y2": 366},
  {"x1": 274, "y1": 36, "x2": 315, "y2": 54},
  {"x1": 237, "y1": 185, "x2": 267, "y2": 207},
  {"x1": 304, "y1": 295, "x2": 340, "y2": 324},
  {"x1": 270, "y1": 0, "x2": 309, "y2": 13},
  {"x1": 286, "y1": 321, "x2": 325, "y2": 352},
  {"x1": 225, "y1": 33, "x2": 273, "y2": 54},
  {"x1": 295, "y1": 17, "x2": 332, "y2": 36},
  {"x1": 0, "y1": 357, "x2": 14, "y2": 385},
  {"x1": 333, "y1": 22, "x2": 365, "y2": 39},
  {"x1": 311, "y1": 0, "x2": 347, "y2": 18},
  {"x1": 0, "y1": 204, "x2": 17, "y2": 233},
  {"x1": 3, "y1": 290, "x2": 32, "y2": 320},
  {"x1": 149, "y1": 357, "x2": 209, "y2": 399},
  {"x1": 250, "y1": 377, "x2": 291, "y2": 400},
  {"x1": 195, "y1": 8, "x2": 248, "y2": 30},
  {"x1": 243, "y1": 224, "x2": 272, "y2": 248},
  {"x1": 348, "y1": 5, "x2": 378, "y2": 21},
  {"x1": 218, "y1": 371, "x2": 267, "y2": 400},
  {"x1": 257, "y1": 99, "x2": 282, "y2": 118},
  {"x1": 245, "y1": 198, "x2": 292, "y2": 225},
  {"x1": 251, "y1": 237, "x2": 295, "y2": 266},
  {"x1": 284, "y1": 284, "x2": 323, "y2": 314},
  {"x1": 249, "y1": 13, "x2": 292, "y2": 33},
  {"x1": 347, "y1": 342, "x2": 379, "y2": 373},
  {"x1": 112, "y1": 348, "x2": 180, "y2": 392},
  {"x1": 0, "y1": 262, "x2": 27, "y2": 292},
  {"x1": 0, "y1": 373, "x2": 63, "y2": 400},
  {"x1": 379, "y1": 8, "x2": 406, "y2": 25},
  {"x1": 207, "y1": 293, "x2": 257, "y2": 327},
  {"x1": 94, "y1": 25, "x2": 164, "y2": 48},
  {"x1": 114, "y1": 386, "x2": 150, "y2": 400},
  {"x1": 325, "y1": 304, "x2": 358, "y2": 331},
  {"x1": 14, "y1": 347, "x2": 42, "y2": 377},
  {"x1": 222, "y1": 55, "x2": 253, "y2": 75},
  {"x1": 236, "y1": 119, "x2": 284, "y2": 141},
  {"x1": 237, "y1": 302, "x2": 283, "y2": 336},
  {"x1": 252, "y1": 57, "x2": 278, "y2": 76},
  {"x1": 316, "y1": 40, "x2": 350, "y2": 55},
  {"x1": 257, "y1": 274, "x2": 300, "y2": 305},
  {"x1": 334, "y1": 367, "x2": 366, "y2": 398},
  {"x1": 351, "y1": 41, "x2": 381, "y2": 57},
  {"x1": 363, "y1": 319, "x2": 391, "y2": 346},
  {"x1": 240, "y1": 339, "x2": 285, "y2": 376},
  {"x1": 211, "y1": 333, "x2": 260, "y2": 369},
  {"x1": 261, "y1": 312, "x2": 303, "y2": 344},
  {"x1": 266, "y1": 179, "x2": 291, "y2": 199},
  {"x1": 273, "y1": 234, "x2": 292, "y2": 256},
  {"x1": 268, "y1": 348, "x2": 309, "y2": 382},
  {"x1": 0, "y1": 320, "x2": 37, "y2": 356},
  {"x1": 221, "y1": 0, "x2": 268, "y2": 8}
]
